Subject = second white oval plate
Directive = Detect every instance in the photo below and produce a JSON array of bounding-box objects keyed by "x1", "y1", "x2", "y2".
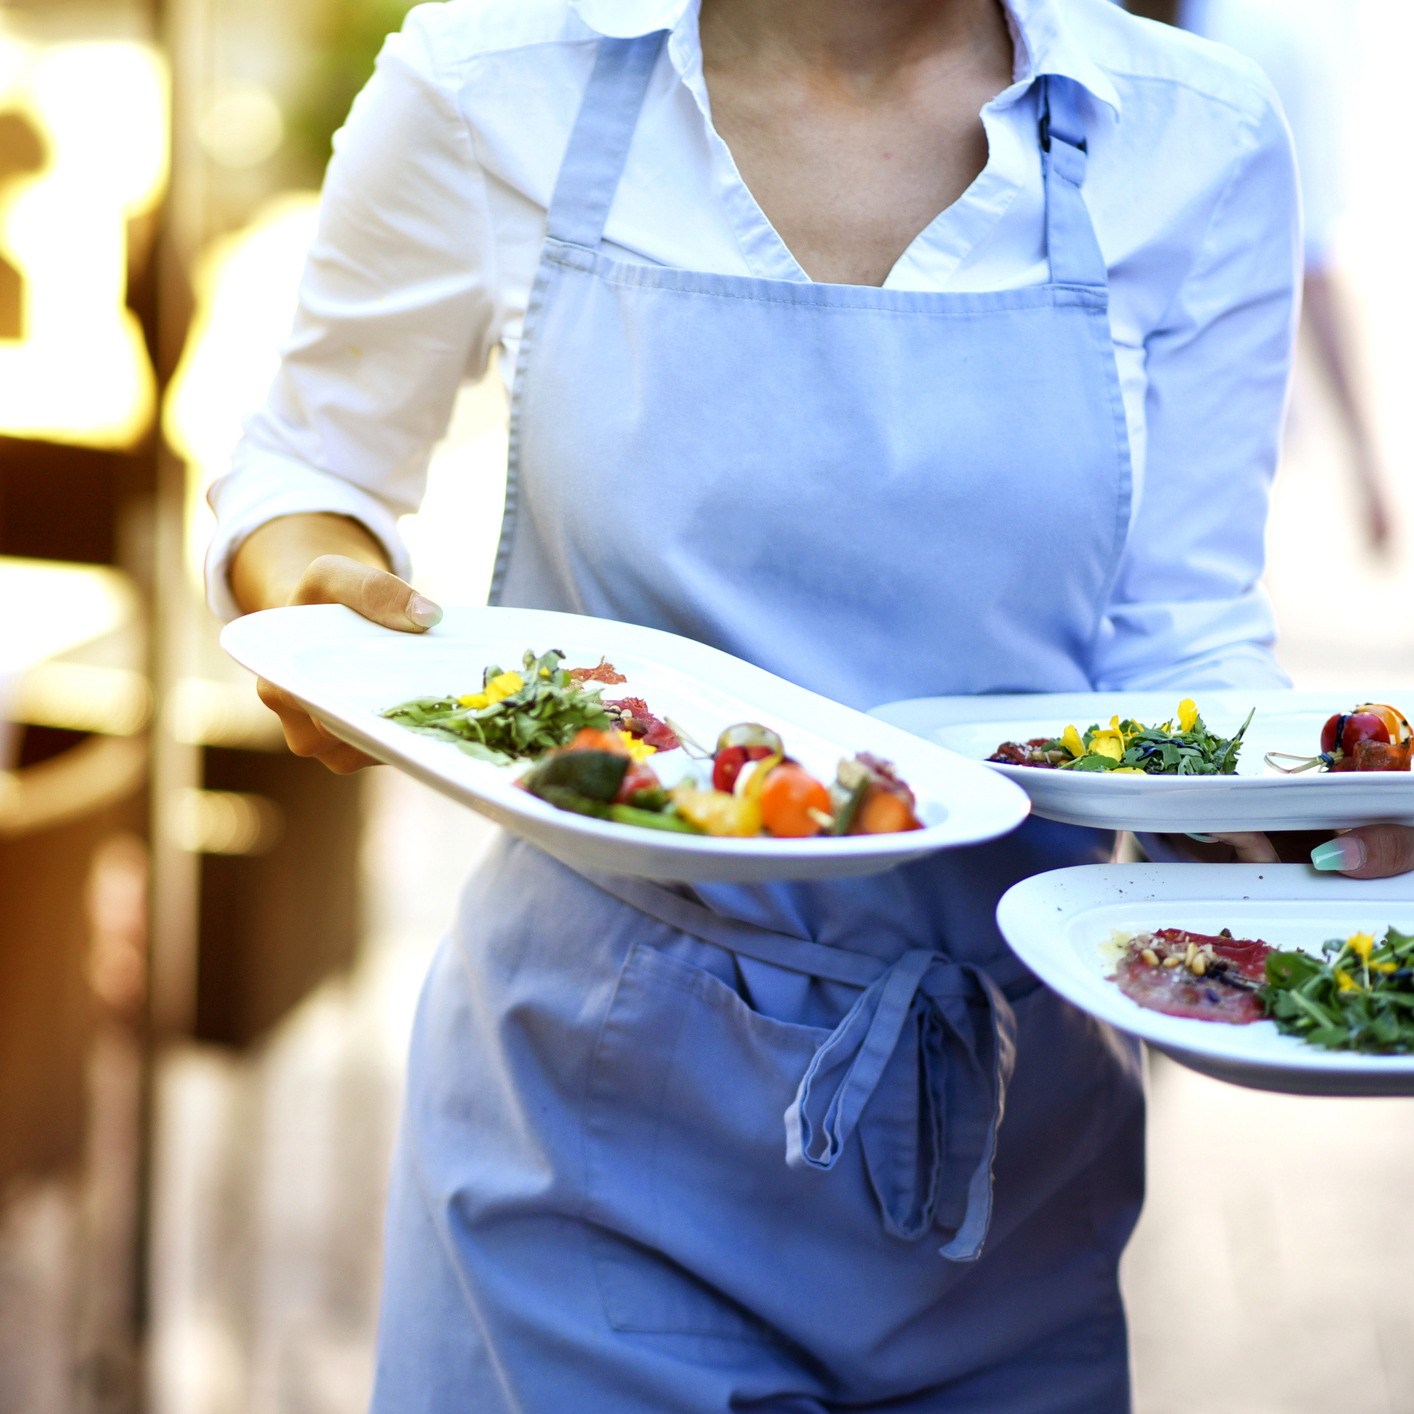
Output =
[
  {"x1": 221, "y1": 605, "x2": 1031, "y2": 883},
  {"x1": 872, "y1": 690, "x2": 1414, "y2": 833},
  {"x1": 997, "y1": 863, "x2": 1414, "y2": 1095}
]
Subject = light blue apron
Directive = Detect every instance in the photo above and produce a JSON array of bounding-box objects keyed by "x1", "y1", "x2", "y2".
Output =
[{"x1": 374, "y1": 34, "x2": 1145, "y2": 1414}]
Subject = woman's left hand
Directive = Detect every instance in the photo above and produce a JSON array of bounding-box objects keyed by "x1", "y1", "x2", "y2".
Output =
[{"x1": 1194, "y1": 826, "x2": 1414, "y2": 878}]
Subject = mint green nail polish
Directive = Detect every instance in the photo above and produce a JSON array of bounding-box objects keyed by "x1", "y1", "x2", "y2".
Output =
[{"x1": 1312, "y1": 836, "x2": 1365, "y2": 872}]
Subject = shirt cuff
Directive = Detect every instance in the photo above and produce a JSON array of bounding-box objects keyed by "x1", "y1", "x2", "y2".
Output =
[{"x1": 204, "y1": 454, "x2": 414, "y2": 622}]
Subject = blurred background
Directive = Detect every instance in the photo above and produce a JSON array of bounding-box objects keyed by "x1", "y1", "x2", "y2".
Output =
[{"x1": 0, "y1": 0, "x2": 1409, "y2": 1410}]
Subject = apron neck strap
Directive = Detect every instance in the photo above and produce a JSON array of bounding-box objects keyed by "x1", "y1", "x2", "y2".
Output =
[
  {"x1": 546, "y1": 32, "x2": 667, "y2": 248},
  {"x1": 1038, "y1": 75, "x2": 1107, "y2": 290},
  {"x1": 549, "y1": 43, "x2": 1108, "y2": 293}
]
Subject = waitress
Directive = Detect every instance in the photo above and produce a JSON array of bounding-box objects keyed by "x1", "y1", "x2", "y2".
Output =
[{"x1": 213, "y1": 0, "x2": 1411, "y2": 1408}]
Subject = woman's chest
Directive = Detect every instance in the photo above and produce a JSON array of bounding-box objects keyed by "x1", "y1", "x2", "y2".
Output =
[{"x1": 697, "y1": 65, "x2": 1008, "y2": 287}]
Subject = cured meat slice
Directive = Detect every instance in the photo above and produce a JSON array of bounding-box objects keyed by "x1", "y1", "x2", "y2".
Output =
[
  {"x1": 603, "y1": 696, "x2": 680, "y2": 751},
  {"x1": 568, "y1": 657, "x2": 627, "y2": 685},
  {"x1": 1110, "y1": 928, "x2": 1272, "y2": 1025},
  {"x1": 989, "y1": 738, "x2": 1066, "y2": 767}
]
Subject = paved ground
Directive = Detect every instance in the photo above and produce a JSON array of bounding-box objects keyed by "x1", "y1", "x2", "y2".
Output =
[{"x1": 1126, "y1": 1054, "x2": 1414, "y2": 1414}]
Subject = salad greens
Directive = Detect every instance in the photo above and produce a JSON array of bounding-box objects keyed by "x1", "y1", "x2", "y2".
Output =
[
  {"x1": 380, "y1": 647, "x2": 611, "y2": 766},
  {"x1": 1261, "y1": 927, "x2": 1414, "y2": 1053},
  {"x1": 1044, "y1": 699, "x2": 1253, "y2": 776}
]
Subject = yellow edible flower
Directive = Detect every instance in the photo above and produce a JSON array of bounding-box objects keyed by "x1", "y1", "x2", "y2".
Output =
[
  {"x1": 1348, "y1": 931, "x2": 1375, "y2": 962},
  {"x1": 1089, "y1": 729, "x2": 1126, "y2": 762},
  {"x1": 486, "y1": 671, "x2": 523, "y2": 700},
  {"x1": 1335, "y1": 968, "x2": 1360, "y2": 993},
  {"x1": 1373, "y1": 961, "x2": 1398, "y2": 974},
  {"x1": 1061, "y1": 724, "x2": 1085, "y2": 759},
  {"x1": 618, "y1": 731, "x2": 657, "y2": 764},
  {"x1": 458, "y1": 670, "x2": 524, "y2": 711},
  {"x1": 1109, "y1": 767, "x2": 1146, "y2": 775},
  {"x1": 1177, "y1": 699, "x2": 1199, "y2": 733}
]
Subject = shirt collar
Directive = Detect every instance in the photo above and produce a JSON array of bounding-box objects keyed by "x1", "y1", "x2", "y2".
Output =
[
  {"x1": 570, "y1": 0, "x2": 693, "y2": 39},
  {"x1": 570, "y1": 0, "x2": 1120, "y2": 115},
  {"x1": 1005, "y1": 0, "x2": 1122, "y2": 116}
]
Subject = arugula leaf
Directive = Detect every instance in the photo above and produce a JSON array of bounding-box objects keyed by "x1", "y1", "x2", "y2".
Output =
[
  {"x1": 1259, "y1": 926, "x2": 1414, "y2": 1054},
  {"x1": 1052, "y1": 706, "x2": 1253, "y2": 777},
  {"x1": 381, "y1": 648, "x2": 612, "y2": 764}
]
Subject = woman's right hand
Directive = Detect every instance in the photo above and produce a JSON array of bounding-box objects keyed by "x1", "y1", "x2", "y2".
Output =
[{"x1": 230, "y1": 514, "x2": 443, "y2": 774}]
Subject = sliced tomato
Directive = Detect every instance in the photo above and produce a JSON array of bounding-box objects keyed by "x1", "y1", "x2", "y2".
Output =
[{"x1": 712, "y1": 743, "x2": 776, "y2": 793}]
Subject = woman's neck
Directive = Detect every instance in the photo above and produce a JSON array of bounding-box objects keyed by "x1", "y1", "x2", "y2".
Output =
[
  {"x1": 696, "y1": 0, "x2": 1015, "y2": 285},
  {"x1": 698, "y1": 0, "x2": 1013, "y2": 98}
]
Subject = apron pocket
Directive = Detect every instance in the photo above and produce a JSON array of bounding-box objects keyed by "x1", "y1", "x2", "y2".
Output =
[
  {"x1": 587, "y1": 1231, "x2": 782, "y2": 1340},
  {"x1": 583, "y1": 938, "x2": 834, "y2": 1339}
]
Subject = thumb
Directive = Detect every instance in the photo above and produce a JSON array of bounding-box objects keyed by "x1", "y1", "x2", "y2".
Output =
[
  {"x1": 1209, "y1": 831, "x2": 1281, "y2": 864},
  {"x1": 1311, "y1": 825, "x2": 1414, "y2": 879},
  {"x1": 292, "y1": 554, "x2": 442, "y2": 633}
]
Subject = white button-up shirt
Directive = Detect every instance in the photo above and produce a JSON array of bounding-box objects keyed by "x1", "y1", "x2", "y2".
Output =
[{"x1": 209, "y1": 0, "x2": 1299, "y2": 690}]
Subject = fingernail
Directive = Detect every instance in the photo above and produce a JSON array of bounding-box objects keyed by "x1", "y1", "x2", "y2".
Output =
[
  {"x1": 1312, "y1": 835, "x2": 1367, "y2": 872},
  {"x1": 408, "y1": 594, "x2": 442, "y2": 629}
]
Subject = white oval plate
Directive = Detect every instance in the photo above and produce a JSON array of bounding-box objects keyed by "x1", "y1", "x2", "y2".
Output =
[
  {"x1": 996, "y1": 863, "x2": 1414, "y2": 1095},
  {"x1": 871, "y1": 690, "x2": 1414, "y2": 833},
  {"x1": 221, "y1": 605, "x2": 1030, "y2": 883}
]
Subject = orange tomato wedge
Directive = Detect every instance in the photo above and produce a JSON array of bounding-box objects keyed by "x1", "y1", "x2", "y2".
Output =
[
  {"x1": 1355, "y1": 703, "x2": 1412, "y2": 745},
  {"x1": 758, "y1": 762, "x2": 832, "y2": 838}
]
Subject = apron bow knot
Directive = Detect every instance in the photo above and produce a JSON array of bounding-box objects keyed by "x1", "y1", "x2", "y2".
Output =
[
  {"x1": 580, "y1": 869, "x2": 1024, "y2": 1263},
  {"x1": 784, "y1": 948, "x2": 1018, "y2": 1261}
]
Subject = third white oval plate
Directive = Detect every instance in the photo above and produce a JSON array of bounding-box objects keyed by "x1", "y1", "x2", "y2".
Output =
[{"x1": 996, "y1": 863, "x2": 1414, "y2": 1096}]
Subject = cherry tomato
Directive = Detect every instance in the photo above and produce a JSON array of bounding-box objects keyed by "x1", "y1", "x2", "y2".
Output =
[
  {"x1": 712, "y1": 743, "x2": 776, "y2": 793},
  {"x1": 715, "y1": 723, "x2": 784, "y2": 756},
  {"x1": 854, "y1": 788, "x2": 923, "y2": 835},
  {"x1": 1343, "y1": 713, "x2": 1391, "y2": 751},
  {"x1": 758, "y1": 762, "x2": 832, "y2": 837},
  {"x1": 1320, "y1": 712, "x2": 1390, "y2": 760}
]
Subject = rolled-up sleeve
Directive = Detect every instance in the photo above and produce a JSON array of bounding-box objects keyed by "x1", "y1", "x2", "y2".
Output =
[
  {"x1": 205, "y1": 8, "x2": 500, "y2": 619},
  {"x1": 1091, "y1": 82, "x2": 1300, "y2": 694}
]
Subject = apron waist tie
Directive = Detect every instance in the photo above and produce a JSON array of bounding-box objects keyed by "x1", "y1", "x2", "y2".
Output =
[{"x1": 578, "y1": 869, "x2": 1023, "y2": 1263}]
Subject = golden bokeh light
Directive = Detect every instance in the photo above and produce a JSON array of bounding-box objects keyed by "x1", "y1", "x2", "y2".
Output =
[
  {"x1": 163, "y1": 193, "x2": 320, "y2": 586},
  {"x1": 0, "y1": 34, "x2": 167, "y2": 448}
]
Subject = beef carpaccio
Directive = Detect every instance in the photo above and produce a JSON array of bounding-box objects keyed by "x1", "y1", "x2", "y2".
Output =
[{"x1": 1110, "y1": 928, "x2": 1272, "y2": 1024}]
